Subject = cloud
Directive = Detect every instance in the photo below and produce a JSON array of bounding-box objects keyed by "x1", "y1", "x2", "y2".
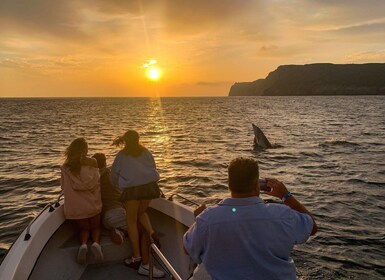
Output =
[
  {"x1": 0, "y1": 55, "x2": 96, "y2": 75},
  {"x1": 142, "y1": 59, "x2": 157, "y2": 68},
  {"x1": 0, "y1": 58, "x2": 32, "y2": 70},
  {"x1": 2, "y1": 0, "x2": 384, "y2": 46},
  {"x1": 261, "y1": 0, "x2": 385, "y2": 44},
  {"x1": 345, "y1": 50, "x2": 385, "y2": 63},
  {"x1": 0, "y1": 0, "x2": 264, "y2": 42},
  {"x1": 161, "y1": 0, "x2": 259, "y2": 34},
  {"x1": 0, "y1": 0, "x2": 86, "y2": 40},
  {"x1": 196, "y1": 81, "x2": 229, "y2": 87},
  {"x1": 308, "y1": 19, "x2": 385, "y2": 45},
  {"x1": 1, "y1": 0, "x2": 385, "y2": 97},
  {"x1": 260, "y1": 45, "x2": 279, "y2": 52},
  {"x1": 324, "y1": 20, "x2": 385, "y2": 35},
  {"x1": 285, "y1": 0, "x2": 385, "y2": 26},
  {"x1": 85, "y1": 0, "x2": 259, "y2": 29}
]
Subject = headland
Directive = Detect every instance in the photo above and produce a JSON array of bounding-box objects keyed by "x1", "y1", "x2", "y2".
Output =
[{"x1": 229, "y1": 63, "x2": 385, "y2": 96}]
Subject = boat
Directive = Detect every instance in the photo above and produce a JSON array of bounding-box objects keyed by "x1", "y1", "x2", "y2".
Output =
[{"x1": 0, "y1": 193, "x2": 197, "y2": 279}]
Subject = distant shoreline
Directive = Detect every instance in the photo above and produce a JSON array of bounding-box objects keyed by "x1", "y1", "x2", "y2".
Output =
[
  {"x1": 229, "y1": 63, "x2": 385, "y2": 96},
  {"x1": 2, "y1": 95, "x2": 385, "y2": 100}
]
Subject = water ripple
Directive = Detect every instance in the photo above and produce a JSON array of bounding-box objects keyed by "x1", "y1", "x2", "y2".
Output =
[{"x1": 0, "y1": 96, "x2": 385, "y2": 278}]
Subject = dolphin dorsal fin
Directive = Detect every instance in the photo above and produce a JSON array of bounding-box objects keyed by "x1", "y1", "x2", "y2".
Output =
[{"x1": 252, "y1": 123, "x2": 272, "y2": 149}]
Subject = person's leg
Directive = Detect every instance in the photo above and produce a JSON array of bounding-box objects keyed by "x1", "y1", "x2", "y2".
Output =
[
  {"x1": 89, "y1": 213, "x2": 101, "y2": 244},
  {"x1": 88, "y1": 214, "x2": 104, "y2": 262},
  {"x1": 103, "y1": 207, "x2": 127, "y2": 231},
  {"x1": 138, "y1": 223, "x2": 150, "y2": 265},
  {"x1": 76, "y1": 218, "x2": 90, "y2": 245},
  {"x1": 123, "y1": 200, "x2": 141, "y2": 258},
  {"x1": 138, "y1": 200, "x2": 154, "y2": 235},
  {"x1": 138, "y1": 200, "x2": 161, "y2": 248},
  {"x1": 137, "y1": 222, "x2": 165, "y2": 278},
  {"x1": 103, "y1": 208, "x2": 126, "y2": 244},
  {"x1": 75, "y1": 219, "x2": 90, "y2": 264},
  {"x1": 135, "y1": 201, "x2": 165, "y2": 277},
  {"x1": 137, "y1": 223, "x2": 165, "y2": 277}
]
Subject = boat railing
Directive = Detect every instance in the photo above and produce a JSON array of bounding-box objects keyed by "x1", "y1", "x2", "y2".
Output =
[
  {"x1": 168, "y1": 193, "x2": 200, "y2": 206},
  {"x1": 24, "y1": 192, "x2": 63, "y2": 241},
  {"x1": 149, "y1": 243, "x2": 182, "y2": 280},
  {"x1": 54, "y1": 192, "x2": 64, "y2": 207}
]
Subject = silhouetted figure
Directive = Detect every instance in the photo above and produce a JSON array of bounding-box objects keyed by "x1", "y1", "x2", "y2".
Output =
[
  {"x1": 93, "y1": 152, "x2": 164, "y2": 277},
  {"x1": 61, "y1": 137, "x2": 104, "y2": 264},
  {"x1": 184, "y1": 157, "x2": 317, "y2": 280},
  {"x1": 111, "y1": 130, "x2": 161, "y2": 271}
]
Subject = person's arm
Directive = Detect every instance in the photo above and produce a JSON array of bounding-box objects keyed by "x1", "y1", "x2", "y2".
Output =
[
  {"x1": 81, "y1": 157, "x2": 98, "y2": 168},
  {"x1": 183, "y1": 204, "x2": 207, "y2": 255},
  {"x1": 147, "y1": 149, "x2": 157, "y2": 168},
  {"x1": 193, "y1": 204, "x2": 207, "y2": 217},
  {"x1": 110, "y1": 153, "x2": 121, "y2": 187},
  {"x1": 265, "y1": 178, "x2": 318, "y2": 235}
]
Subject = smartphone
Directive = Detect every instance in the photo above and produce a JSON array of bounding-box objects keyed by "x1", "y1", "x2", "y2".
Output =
[{"x1": 259, "y1": 178, "x2": 270, "y2": 191}]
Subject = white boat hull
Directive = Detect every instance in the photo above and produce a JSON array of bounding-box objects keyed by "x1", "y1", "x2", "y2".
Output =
[{"x1": 0, "y1": 198, "x2": 196, "y2": 280}]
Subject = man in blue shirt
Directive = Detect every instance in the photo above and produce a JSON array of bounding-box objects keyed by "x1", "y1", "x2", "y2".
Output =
[{"x1": 183, "y1": 157, "x2": 317, "y2": 280}]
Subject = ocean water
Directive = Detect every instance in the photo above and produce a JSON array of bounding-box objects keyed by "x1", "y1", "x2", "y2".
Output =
[{"x1": 0, "y1": 96, "x2": 384, "y2": 279}]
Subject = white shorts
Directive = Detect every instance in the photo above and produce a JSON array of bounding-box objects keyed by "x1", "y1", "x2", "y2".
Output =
[{"x1": 102, "y1": 208, "x2": 127, "y2": 230}]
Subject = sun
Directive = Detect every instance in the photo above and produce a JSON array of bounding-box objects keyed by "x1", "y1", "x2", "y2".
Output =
[
  {"x1": 142, "y1": 59, "x2": 162, "y2": 81},
  {"x1": 147, "y1": 67, "x2": 162, "y2": 81}
]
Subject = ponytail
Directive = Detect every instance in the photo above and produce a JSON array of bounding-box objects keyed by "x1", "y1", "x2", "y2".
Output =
[
  {"x1": 112, "y1": 130, "x2": 145, "y2": 157},
  {"x1": 112, "y1": 136, "x2": 125, "y2": 147}
]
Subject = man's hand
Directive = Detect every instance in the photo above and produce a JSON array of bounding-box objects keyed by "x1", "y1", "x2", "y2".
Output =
[
  {"x1": 194, "y1": 204, "x2": 207, "y2": 217},
  {"x1": 264, "y1": 178, "x2": 318, "y2": 235},
  {"x1": 264, "y1": 178, "x2": 289, "y2": 200}
]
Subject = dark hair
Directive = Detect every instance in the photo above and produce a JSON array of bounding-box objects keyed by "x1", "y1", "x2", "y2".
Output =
[
  {"x1": 92, "y1": 153, "x2": 106, "y2": 169},
  {"x1": 112, "y1": 130, "x2": 145, "y2": 157},
  {"x1": 64, "y1": 138, "x2": 88, "y2": 175},
  {"x1": 228, "y1": 157, "x2": 259, "y2": 194}
]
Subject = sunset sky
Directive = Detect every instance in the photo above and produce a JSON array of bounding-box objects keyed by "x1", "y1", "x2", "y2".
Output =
[{"x1": 1, "y1": 0, "x2": 384, "y2": 97}]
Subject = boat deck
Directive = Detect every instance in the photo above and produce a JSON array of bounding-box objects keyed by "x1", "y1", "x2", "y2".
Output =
[
  {"x1": 29, "y1": 207, "x2": 192, "y2": 280},
  {"x1": 80, "y1": 261, "x2": 156, "y2": 280}
]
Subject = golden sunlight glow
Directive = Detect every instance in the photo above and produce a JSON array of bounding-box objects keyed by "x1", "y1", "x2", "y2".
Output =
[
  {"x1": 147, "y1": 67, "x2": 162, "y2": 81},
  {"x1": 142, "y1": 59, "x2": 162, "y2": 82},
  {"x1": 2, "y1": 1, "x2": 384, "y2": 97}
]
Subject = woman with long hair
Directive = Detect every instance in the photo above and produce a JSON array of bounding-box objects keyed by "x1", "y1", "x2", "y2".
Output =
[
  {"x1": 61, "y1": 137, "x2": 103, "y2": 264},
  {"x1": 111, "y1": 130, "x2": 161, "y2": 271}
]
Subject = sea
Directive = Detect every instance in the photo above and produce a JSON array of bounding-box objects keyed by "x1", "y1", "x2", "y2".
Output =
[{"x1": 0, "y1": 96, "x2": 384, "y2": 279}]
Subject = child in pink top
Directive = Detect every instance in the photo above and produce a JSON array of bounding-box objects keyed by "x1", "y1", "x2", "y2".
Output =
[{"x1": 61, "y1": 137, "x2": 103, "y2": 264}]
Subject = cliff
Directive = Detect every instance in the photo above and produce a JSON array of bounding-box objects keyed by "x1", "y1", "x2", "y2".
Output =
[{"x1": 229, "y1": 63, "x2": 385, "y2": 96}]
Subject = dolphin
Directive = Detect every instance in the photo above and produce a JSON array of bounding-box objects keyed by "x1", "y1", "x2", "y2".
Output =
[{"x1": 252, "y1": 123, "x2": 272, "y2": 149}]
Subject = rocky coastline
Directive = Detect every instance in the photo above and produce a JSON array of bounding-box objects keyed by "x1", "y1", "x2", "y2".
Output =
[{"x1": 229, "y1": 63, "x2": 385, "y2": 96}]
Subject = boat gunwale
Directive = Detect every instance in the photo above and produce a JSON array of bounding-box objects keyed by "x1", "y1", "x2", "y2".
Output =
[
  {"x1": 0, "y1": 200, "x2": 65, "y2": 279},
  {"x1": 0, "y1": 196, "x2": 195, "y2": 280}
]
